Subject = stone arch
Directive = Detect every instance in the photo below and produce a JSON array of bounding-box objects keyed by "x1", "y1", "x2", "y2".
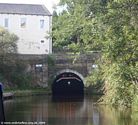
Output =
[
  {"x1": 52, "y1": 69, "x2": 84, "y2": 96},
  {"x1": 55, "y1": 69, "x2": 84, "y2": 81}
]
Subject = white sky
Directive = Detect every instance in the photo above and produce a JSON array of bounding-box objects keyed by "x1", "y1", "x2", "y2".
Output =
[{"x1": 0, "y1": 0, "x2": 60, "y2": 13}]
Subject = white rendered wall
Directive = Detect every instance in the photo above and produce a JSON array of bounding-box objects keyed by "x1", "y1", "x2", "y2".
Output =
[{"x1": 0, "y1": 14, "x2": 52, "y2": 54}]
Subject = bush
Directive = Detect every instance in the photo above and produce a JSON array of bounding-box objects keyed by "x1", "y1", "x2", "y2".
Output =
[
  {"x1": 0, "y1": 58, "x2": 33, "y2": 89},
  {"x1": 101, "y1": 62, "x2": 137, "y2": 107},
  {"x1": 86, "y1": 67, "x2": 103, "y2": 87},
  {"x1": 11, "y1": 73, "x2": 32, "y2": 89}
]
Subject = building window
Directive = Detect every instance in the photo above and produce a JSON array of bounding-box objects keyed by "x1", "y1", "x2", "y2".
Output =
[
  {"x1": 4, "y1": 18, "x2": 9, "y2": 27},
  {"x1": 40, "y1": 19, "x2": 44, "y2": 28},
  {"x1": 41, "y1": 40, "x2": 45, "y2": 43},
  {"x1": 20, "y1": 18, "x2": 26, "y2": 28}
]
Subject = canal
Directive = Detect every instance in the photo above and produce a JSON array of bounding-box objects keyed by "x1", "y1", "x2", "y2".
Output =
[{"x1": 4, "y1": 95, "x2": 138, "y2": 125}]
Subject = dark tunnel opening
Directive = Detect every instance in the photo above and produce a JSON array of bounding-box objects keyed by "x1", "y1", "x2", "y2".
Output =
[{"x1": 52, "y1": 72, "x2": 84, "y2": 97}]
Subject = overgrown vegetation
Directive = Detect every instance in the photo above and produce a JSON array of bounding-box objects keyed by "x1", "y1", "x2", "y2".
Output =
[
  {"x1": 0, "y1": 57, "x2": 33, "y2": 89},
  {"x1": 0, "y1": 27, "x2": 32, "y2": 89},
  {"x1": 85, "y1": 66, "x2": 104, "y2": 95},
  {"x1": 53, "y1": 0, "x2": 138, "y2": 107}
]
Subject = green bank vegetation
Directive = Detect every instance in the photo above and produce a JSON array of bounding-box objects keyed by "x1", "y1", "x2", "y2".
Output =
[{"x1": 4, "y1": 88, "x2": 51, "y2": 97}]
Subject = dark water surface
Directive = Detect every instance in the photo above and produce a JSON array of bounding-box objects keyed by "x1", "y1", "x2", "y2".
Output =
[{"x1": 4, "y1": 95, "x2": 138, "y2": 125}]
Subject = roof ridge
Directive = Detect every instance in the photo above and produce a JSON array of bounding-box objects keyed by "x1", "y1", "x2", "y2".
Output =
[
  {"x1": 0, "y1": 3, "x2": 51, "y2": 16},
  {"x1": 0, "y1": 3, "x2": 43, "y2": 6}
]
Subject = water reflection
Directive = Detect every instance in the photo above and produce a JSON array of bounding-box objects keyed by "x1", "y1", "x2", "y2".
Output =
[
  {"x1": 49, "y1": 96, "x2": 87, "y2": 125},
  {"x1": 4, "y1": 96, "x2": 138, "y2": 125},
  {"x1": 4, "y1": 96, "x2": 48, "y2": 122}
]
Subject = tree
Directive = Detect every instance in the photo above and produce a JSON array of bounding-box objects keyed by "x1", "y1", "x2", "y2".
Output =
[
  {"x1": 0, "y1": 27, "x2": 18, "y2": 83},
  {"x1": 0, "y1": 27, "x2": 18, "y2": 54},
  {"x1": 97, "y1": 0, "x2": 138, "y2": 107},
  {"x1": 52, "y1": 0, "x2": 94, "y2": 52}
]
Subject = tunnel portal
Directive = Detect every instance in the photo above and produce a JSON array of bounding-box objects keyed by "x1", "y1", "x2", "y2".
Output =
[{"x1": 52, "y1": 71, "x2": 84, "y2": 96}]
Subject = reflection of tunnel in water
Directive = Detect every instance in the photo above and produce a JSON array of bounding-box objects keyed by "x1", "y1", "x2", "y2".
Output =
[{"x1": 52, "y1": 72, "x2": 84, "y2": 96}]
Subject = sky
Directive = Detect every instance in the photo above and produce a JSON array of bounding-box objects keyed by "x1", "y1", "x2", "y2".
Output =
[{"x1": 0, "y1": 0, "x2": 60, "y2": 13}]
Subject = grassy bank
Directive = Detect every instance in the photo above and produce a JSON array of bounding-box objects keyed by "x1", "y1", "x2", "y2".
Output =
[
  {"x1": 3, "y1": 86, "x2": 103, "y2": 98},
  {"x1": 4, "y1": 88, "x2": 51, "y2": 97}
]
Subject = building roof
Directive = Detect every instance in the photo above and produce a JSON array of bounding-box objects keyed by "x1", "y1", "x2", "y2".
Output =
[{"x1": 0, "y1": 3, "x2": 52, "y2": 16}]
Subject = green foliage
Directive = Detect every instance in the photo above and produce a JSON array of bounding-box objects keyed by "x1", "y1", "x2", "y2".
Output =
[
  {"x1": 11, "y1": 73, "x2": 32, "y2": 89},
  {"x1": 0, "y1": 27, "x2": 20, "y2": 86},
  {"x1": 0, "y1": 28, "x2": 33, "y2": 89},
  {"x1": 85, "y1": 67, "x2": 104, "y2": 95},
  {"x1": 86, "y1": 67, "x2": 103, "y2": 87},
  {"x1": 47, "y1": 55, "x2": 55, "y2": 66},
  {"x1": 98, "y1": 0, "x2": 138, "y2": 107},
  {"x1": 53, "y1": 0, "x2": 138, "y2": 107},
  {"x1": 52, "y1": 0, "x2": 106, "y2": 52},
  {"x1": 0, "y1": 59, "x2": 33, "y2": 89},
  {"x1": 101, "y1": 62, "x2": 137, "y2": 107},
  {"x1": 0, "y1": 27, "x2": 18, "y2": 54},
  {"x1": 52, "y1": 1, "x2": 91, "y2": 52},
  {"x1": 133, "y1": 95, "x2": 138, "y2": 109}
]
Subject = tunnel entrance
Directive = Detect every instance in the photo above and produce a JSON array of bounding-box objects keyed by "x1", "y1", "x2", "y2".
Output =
[{"x1": 52, "y1": 71, "x2": 84, "y2": 96}]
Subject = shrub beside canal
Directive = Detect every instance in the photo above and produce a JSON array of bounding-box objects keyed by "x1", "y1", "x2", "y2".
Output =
[{"x1": 0, "y1": 60, "x2": 33, "y2": 89}]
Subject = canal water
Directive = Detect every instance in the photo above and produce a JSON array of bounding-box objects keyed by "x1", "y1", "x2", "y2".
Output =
[{"x1": 4, "y1": 95, "x2": 138, "y2": 125}]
